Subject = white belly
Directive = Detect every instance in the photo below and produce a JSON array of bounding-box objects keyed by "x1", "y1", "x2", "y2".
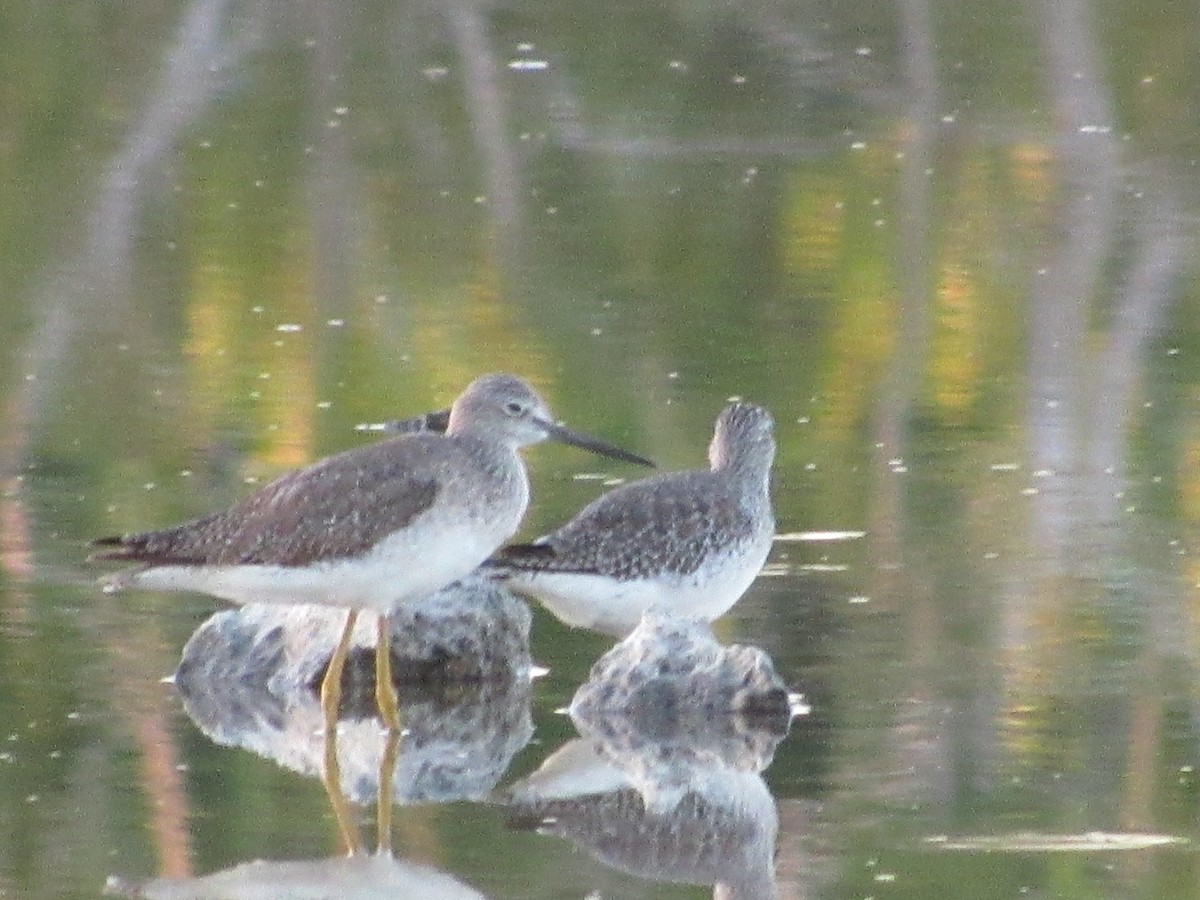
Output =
[
  {"x1": 126, "y1": 513, "x2": 511, "y2": 612},
  {"x1": 505, "y1": 543, "x2": 769, "y2": 638}
]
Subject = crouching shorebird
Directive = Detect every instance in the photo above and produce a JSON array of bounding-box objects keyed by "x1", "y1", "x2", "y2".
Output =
[
  {"x1": 484, "y1": 402, "x2": 775, "y2": 638},
  {"x1": 90, "y1": 373, "x2": 652, "y2": 730}
]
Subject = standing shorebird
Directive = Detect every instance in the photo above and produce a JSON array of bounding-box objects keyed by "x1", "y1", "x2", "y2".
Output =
[
  {"x1": 484, "y1": 402, "x2": 775, "y2": 637},
  {"x1": 90, "y1": 373, "x2": 652, "y2": 728}
]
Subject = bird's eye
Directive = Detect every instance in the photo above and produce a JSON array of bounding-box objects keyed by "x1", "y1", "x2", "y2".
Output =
[{"x1": 504, "y1": 401, "x2": 524, "y2": 416}]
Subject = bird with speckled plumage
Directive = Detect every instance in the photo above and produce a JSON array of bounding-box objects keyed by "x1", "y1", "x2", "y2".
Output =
[{"x1": 484, "y1": 402, "x2": 775, "y2": 637}]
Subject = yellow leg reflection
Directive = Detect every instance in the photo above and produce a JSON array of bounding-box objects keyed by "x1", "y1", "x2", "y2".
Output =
[
  {"x1": 321, "y1": 608, "x2": 359, "y2": 728},
  {"x1": 321, "y1": 719, "x2": 362, "y2": 856},
  {"x1": 375, "y1": 612, "x2": 401, "y2": 732},
  {"x1": 375, "y1": 727, "x2": 401, "y2": 856}
]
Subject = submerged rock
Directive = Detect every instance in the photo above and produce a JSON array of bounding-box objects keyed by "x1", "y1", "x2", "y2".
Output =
[
  {"x1": 172, "y1": 577, "x2": 533, "y2": 804},
  {"x1": 570, "y1": 611, "x2": 793, "y2": 726}
]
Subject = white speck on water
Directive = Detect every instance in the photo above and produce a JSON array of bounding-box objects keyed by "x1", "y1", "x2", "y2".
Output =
[
  {"x1": 334, "y1": 106, "x2": 349, "y2": 116},
  {"x1": 546, "y1": 206, "x2": 558, "y2": 214},
  {"x1": 797, "y1": 416, "x2": 810, "y2": 424},
  {"x1": 775, "y1": 530, "x2": 865, "y2": 542},
  {"x1": 731, "y1": 74, "x2": 747, "y2": 84},
  {"x1": 788, "y1": 692, "x2": 813, "y2": 716},
  {"x1": 327, "y1": 318, "x2": 345, "y2": 327},
  {"x1": 251, "y1": 305, "x2": 265, "y2": 314},
  {"x1": 668, "y1": 59, "x2": 687, "y2": 71},
  {"x1": 848, "y1": 595, "x2": 870, "y2": 604},
  {"x1": 602, "y1": 478, "x2": 625, "y2": 487},
  {"x1": 850, "y1": 141, "x2": 867, "y2": 150},
  {"x1": 276, "y1": 323, "x2": 302, "y2": 333},
  {"x1": 67, "y1": 712, "x2": 80, "y2": 720},
  {"x1": 317, "y1": 401, "x2": 332, "y2": 409},
  {"x1": 667, "y1": 371, "x2": 679, "y2": 380},
  {"x1": 590, "y1": 327, "x2": 602, "y2": 336},
  {"x1": 474, "y1": 195, "x2": 487, "y2": 204},
  {"x1": 143, "y1": 482, "x2": 156, "y2": 491},
  {"x1": 507, "y1": 59, "x2": 548, "y2": 72},
  {"x1": 855, "y1": 46, "x2": 872, "y2": 56},
  {"x1": 375, "y1": 295, "x2": 389, "y2": 304},
  {"x1": 1079, "y1": 124, "x2": 1111, "y2": 134},
  {"x1": 990, "y1": 462, "x2": 1020, "y2": 471},
  {"x1": 422, "y1": 66, "x2": 449, "y2": 81},
  {"x1": 516, "y1": 42, "x2": 535, "y2": 52},
  {"x1": 258, "y1": 372, "x2": 271, "y2": 380}
]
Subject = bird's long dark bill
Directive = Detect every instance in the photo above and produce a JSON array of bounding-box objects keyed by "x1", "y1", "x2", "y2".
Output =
[{"x1": 539, "y1": 419, "x2": 654, "y2": 467}]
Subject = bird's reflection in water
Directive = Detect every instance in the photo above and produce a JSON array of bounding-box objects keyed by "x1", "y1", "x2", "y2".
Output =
[
  {"x1": 167, "y1": 575, "x2": 533, "y2": 855},
  {"x1": 504, "y1": 613, "x2": 802, "y2": 900}
]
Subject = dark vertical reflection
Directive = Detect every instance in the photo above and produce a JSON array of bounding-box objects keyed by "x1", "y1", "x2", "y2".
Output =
[
  {"x1": 1024, "y1": 0, "x2": 1119, "y2": 554},
  {"x1": 303, "y1": 0, "x2": 361, "y2": 329},
  {"x1": 3, "y1": 0, "x2": 266, "y2": 881},
  {"x1": 873, "y1": 0, "x2": 943, "y2": 799},
  {"x1": 1004, "y1": 0, "x2": 1188, "y2": 831},
  {"x1": 443, "y1": 0, "x2": 525, "y2": 237}
]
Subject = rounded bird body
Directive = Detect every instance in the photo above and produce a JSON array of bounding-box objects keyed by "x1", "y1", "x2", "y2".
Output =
[{"x1": 488, "y1": 402, "x2": 775, "y2": 637}]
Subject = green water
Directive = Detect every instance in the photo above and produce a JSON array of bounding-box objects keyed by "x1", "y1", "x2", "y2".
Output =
[{"x1": 2, "y1": 0, "x2": 1200, "y2": 897}]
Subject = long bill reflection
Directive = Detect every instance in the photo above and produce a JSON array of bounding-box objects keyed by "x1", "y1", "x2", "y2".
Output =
[{"x1": 503, "y1": 614, "x2": 804, "y2": 900}]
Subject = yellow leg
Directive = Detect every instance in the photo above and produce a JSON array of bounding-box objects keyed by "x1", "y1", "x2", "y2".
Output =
[
  {"x1": 321, "y1": 608, "x2": 359, "y2": 730},
  {"x1": 322, "y1": 716, "x2": 362, "y2": 856},
  {"x1": 375, "y1": 612, "x2": 401, "y2": 732},
  {"x1": 375, "y1": 727, "x2": 400, "y2": 856}
]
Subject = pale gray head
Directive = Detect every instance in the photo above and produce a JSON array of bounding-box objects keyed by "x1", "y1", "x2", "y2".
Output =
[
  {"x1": 447, "y1": 373, "x2": 654, "y2": 466},
  {"x1": 709, "y1": 402, "x2": 775, "y2": 473}
]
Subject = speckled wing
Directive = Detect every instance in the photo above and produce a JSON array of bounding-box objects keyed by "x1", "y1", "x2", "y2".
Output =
[
  {"x1": 90, "y1": 436, "x2": 445, "y2": 567},
  {"x1": 491, "y1": 471, "x2": 753, "y2": 580}
]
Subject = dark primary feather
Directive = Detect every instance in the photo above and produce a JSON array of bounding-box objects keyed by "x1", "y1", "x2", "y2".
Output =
[
  {"x1": 488, "y1": 470, "x2": 761, "y2": 580},
  {"x1": 89, "y1": 437, "x2": 445, "y2": 567}
]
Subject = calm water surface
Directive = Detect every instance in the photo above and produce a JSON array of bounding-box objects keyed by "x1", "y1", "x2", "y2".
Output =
[{"x1": 2, "y1": 0, "x2": 1200, "y2": 897}]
